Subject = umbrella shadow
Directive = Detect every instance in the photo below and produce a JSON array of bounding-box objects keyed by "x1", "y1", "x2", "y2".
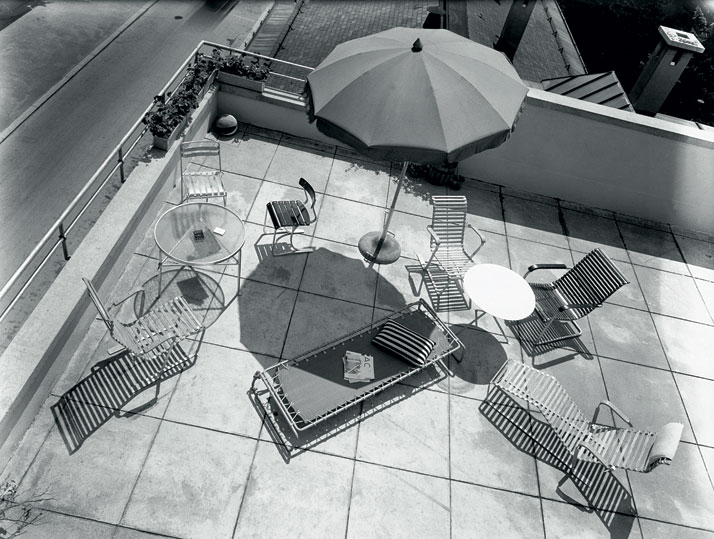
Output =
[{"x1": 480, "y1": 387, "x2": 637, "y2": 538}]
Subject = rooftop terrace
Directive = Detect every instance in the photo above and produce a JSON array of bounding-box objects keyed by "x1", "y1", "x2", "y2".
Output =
[{"x1": 1, "y1": 122, "x2": 713, "y2": 538}]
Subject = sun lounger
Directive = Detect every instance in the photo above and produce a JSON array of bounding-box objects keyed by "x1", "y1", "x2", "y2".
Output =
[{"x1": 251, "y1": 300, "x2": 462, "y2": 437}]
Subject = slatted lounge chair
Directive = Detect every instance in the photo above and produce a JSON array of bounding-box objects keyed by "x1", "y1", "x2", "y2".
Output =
[
  {"x1": 264, "y1": 178, "x2": 318, "y2": 256},
  {"x1": 490, "y1": 359, "x2": 683, "y2": 475},
  {"x1": 179, "y1": 140, "x2": 228, "y2": 206},
  {"x1": 83, "y1": 278, "x2": 204, "y2": 383},
  {"x1": 251, "y1": 300, "x2": 462, "y2": 438},
  {"x1": 525, "y1": 248, "x2": 629, "y2": 345},
  {"x1": 416, "y1": 195, "x2": 486, "y2": 309}
]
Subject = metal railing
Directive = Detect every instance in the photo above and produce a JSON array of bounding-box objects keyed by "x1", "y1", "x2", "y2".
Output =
[{"x1": 0, "y1": 40, "x2": 312, "y2": 336}]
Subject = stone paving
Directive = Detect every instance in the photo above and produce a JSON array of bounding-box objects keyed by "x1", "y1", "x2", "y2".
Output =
[{"x1": 1, "y1": 124, "x2": 714, "y2": 538}]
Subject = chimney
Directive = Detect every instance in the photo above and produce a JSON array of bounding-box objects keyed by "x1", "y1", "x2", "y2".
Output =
[
  {"x1": 495, "y1": 0, "x2": 537, "y2": 61},
  {"x1": 629, "y1": 26, "x2": 704, "y2": 116}
]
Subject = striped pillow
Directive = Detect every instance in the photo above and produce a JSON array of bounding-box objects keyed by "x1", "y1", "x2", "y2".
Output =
[{"x1": 372, "y1": 320, "x2": 436, "y2": 366}]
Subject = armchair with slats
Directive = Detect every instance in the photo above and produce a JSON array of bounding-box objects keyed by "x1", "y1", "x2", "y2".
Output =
[{"x1": 179, "y1": 140, "x2": 227, "y2": 205}]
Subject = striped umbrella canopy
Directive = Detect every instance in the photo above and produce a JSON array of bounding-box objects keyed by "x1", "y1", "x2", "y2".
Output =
[{"x1": 306, "y1": 27, "x2": 528, "y2": 263}]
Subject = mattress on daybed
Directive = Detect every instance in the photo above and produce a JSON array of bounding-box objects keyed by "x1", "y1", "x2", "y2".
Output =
[{"x1": 271, "y1": 307, "x2": 452, "y2": 426}]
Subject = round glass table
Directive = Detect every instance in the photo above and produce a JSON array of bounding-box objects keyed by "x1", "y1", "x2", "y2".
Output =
[
  {"x1": 154, "y1": 202, "x2": 245, "y2": 294},
  {"x1": 462, "y1": 263, "x2": 535, "y2": 340}
]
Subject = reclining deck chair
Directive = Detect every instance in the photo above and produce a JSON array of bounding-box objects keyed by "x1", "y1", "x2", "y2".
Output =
[
  {"x1": 417, "y1": 195, "x2": 486, "y2": 308},
  {"x1": 490, "y1": 359, "x2": 683, "y2": 476},
  {"x1": 525, "y1": 248, "x2": 629, "y2": 345},
  {"x1": 264, "y1": 177, "x2": 318, "y2": 256},
  {"x1": 179, "y1": 140, "x2": 227, "y2": 205},
  {"x1": 83, "y1": 278, "x2": 204, "y2": 383}
]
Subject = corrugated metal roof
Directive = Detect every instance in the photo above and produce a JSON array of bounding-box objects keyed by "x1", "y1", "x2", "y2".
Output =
[{"x1": 541, "y1": 71, "x2": 635, "y2": 112}]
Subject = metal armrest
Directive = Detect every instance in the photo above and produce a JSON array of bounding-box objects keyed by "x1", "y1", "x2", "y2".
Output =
[
  {"x1": 524, "y1": 263, "x2": 569, "y2": 279},
  {"x1": 426, "y1": 225, "x2": 441, "y2": 246},
  {"x1": 466, "y1": 223, "x2": 486, "y2": 257},
  {"x1": 593, "y1": 400, "x2": 633, "y2": 427}
]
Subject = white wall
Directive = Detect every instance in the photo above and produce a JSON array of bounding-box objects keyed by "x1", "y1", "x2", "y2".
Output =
[{"x1": 218, "y1": 85, "x2": 714, "y2": 234}]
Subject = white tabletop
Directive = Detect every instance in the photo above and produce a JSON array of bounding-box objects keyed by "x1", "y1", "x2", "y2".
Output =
[{"x1": 463, "y1": 264, "x2": 535, "y2": 321}]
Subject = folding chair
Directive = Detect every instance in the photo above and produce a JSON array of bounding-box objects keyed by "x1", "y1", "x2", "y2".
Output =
[
  {"x1": 416, "y1": 195, "x2": 486, "y2": 307},
  {"x1": 490, "y1": 360, "x2": 683, "y2": 477},
  {"x1": 525, "y1": 248, "x2": 629, "y2": 345},
  {"x1": 263, "y1": 178, "x2": 318, "y2": 256},
  {"x1": 179, "y1": 140, "x2": 227, "y2": 205},
  {"x1": 82, "y1": 278, "x2": 204, "y2": 385}
]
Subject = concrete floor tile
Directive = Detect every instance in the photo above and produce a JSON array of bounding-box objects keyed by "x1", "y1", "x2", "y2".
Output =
[
  {"x1": 18, "y1": 408, "x2": 160, "y2": 524},
  {"x1": 697, "y1": 279, "x2": 714, "y2": 319},
  {"x1": 356, "y1": 386, "x2": 449, "y2": 477},
  {"x1": 619, "y1": 221, "x2": 689, "y2": 275},
  {"x1": 346, "y1": 461, "x2": 450, "y2": 539},
  {"x1": 221, "y1": 133, "x2": 278, "y2": 180},
  {"x1": 588, "y1": 303, "x2": 669, "y2": 368},
  {"x1": 387, "y1": 171, "x2": 443, "y2": 218},
  {"x1": 629, "y1": 442, "x2": 714, "y2": 530},
  {"x1": 280, "y1": 132, "x2": 336, "y2": 154},
  {"x1": 701, "y1": 446, "x2": 714, "y2": 490},
  {"x1": 384, "y1": 210, "x2": 433, "y2": 261},
  {"x1": 507, "y1": 236, "x2": 572, "y2": 283},
  {"x1": 121, "y1": 422, "x2": 256, "y2": 538},
  {"x1": 639, "y1": 519, "x2": 714, "y2": 539},
  {"x1": 240, "y1": 221, "x2": 309, "y2": 289},
  {"x1": 676, "y1": 235, "x2": 714, "y2": 282},
  {"x1": 113, "y1": 526, "x2": 178, "y2": 539},
  {"x1": 163, "y1": 344, "x2": 266, "y2": 438},
  {"x1": 563, "y1": 208, "x2": 629, "y2": 262},
  {"x1": 599, "y1": 358, "x2": 695, "y2": 443},
  {"x1": 451, "y1": 481, "x2": 544, "y2": 538},
  {"x1": 542, "y1": 498, "x2": 641, "y2": 539},
  {"x1": 264, "y1": 142, "x2": 334, "y2": 193},
  {"x1": 504, "y1": 196, "x2": 569, "y2": 250},
  {"x1": 375, "y1": 257, "x2": 428, "y2": 312},
  {"x1": 299, "y1": 240, "x2": 379, "y2": 306},
  {"x1": 282, "y1": 292, "x2": 374, "y2": 359},
  {"x1": 653, "y1": 314, "x2": 714, "y2": 379},
  {"x1": 448, "y1": 326, "x2": 521, "y2": 401},
  {"x1": 674, "y1": 374, "x2": 714, "y2": 447},
  {"x1": 4, "y1": 510, "x2": 117, "y2": 539},
  {"x1": 327, "y1": 157, "x2": 391, "y2": 207},
  {"x1": 461, "y1": 183, "x2": 506, "y2": 235},
  {"x1": 233, "y1": 441, "x2": 352, "y2": 538},
  {"x1": 312, "y1": 195, "x2": 385, "y2": 246},
  {"x1": 245, "y1": 178, "x2": 321, "y2": 227},
  {"x1": 205, "y1": 278, "x2": 296, "y2": 356},
  {"x1": 633, "y1": 266, "x2": 712, "y2": 325},
  {"x1": 223, "y1": 172, "x2": 262, "y2": 221},
  {"x1": 451, "y1": 393, "x2": 539, "y2": 495},
  {"x1": 502, "y1": 185, "x2": 558, "y2": 206}
]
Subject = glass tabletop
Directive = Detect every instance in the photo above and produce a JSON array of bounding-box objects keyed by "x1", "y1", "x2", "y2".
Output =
[{"x1": 154, "y1": 202, "x2": 245, "y2": 265}]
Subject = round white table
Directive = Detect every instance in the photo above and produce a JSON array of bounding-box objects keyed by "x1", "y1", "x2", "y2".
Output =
[{"x1": 463, "y1": 264, "x2": 535, "y2": 329}]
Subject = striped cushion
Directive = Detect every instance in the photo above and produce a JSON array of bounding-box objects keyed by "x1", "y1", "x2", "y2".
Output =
[{"x1": 372, "y1": 320, "x2": 435, "y2": 366}]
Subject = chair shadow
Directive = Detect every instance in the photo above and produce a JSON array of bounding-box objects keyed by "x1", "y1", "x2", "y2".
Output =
[
  {"x1": 405, "y1": 263, "x2": 471, "y2": 313},
  {"x1": 52, "y1": 343, "x2": 199, "y2": 455},
  {"x1": 480, "y1": 386, "x2": 637, "y2": 539},
  {"x1": 506, "y1": 314, "x2": 595, "y2": 361},
  {"x1": 250, "y1": 365, "x2": 447, "y2": 463}
]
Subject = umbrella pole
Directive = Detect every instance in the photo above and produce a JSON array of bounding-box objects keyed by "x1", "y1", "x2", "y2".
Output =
[{"x1": 358, "y1": 161, "x2": 408, "y2": 265}]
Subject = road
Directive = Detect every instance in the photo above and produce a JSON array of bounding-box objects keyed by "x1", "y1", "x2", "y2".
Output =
[{"x1": 0, "y1": 0, "x2": 270, "y2": 288}]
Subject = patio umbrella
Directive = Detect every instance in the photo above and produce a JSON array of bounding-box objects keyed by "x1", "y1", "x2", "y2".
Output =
[{"x1": 306, "y1": 27, "x2": 528, "y2": 264}]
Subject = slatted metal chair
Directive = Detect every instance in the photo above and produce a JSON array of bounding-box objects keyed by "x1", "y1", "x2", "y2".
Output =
[
  {"x1": 82, "y1": 278, "x2": 204, "y2": 383},
  {"x1": 490, "y1": 359, "x2": 683, "y2": 476},
  {"x1": 264, "y1": 177, "x2": 318, "y2": 256},
  {"x1": 179, "y1": 140, "x2": 227, "y2": 205},
  {"x1": 525, "y1": 248, "x2": 629, "y2": 345},
  {"x1": 416, "y1": 195, "x2": 486, "y2": 307}
]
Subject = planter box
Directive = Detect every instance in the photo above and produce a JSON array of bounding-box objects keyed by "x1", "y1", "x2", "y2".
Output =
[
  {"x1": 152, "y1": 114, "x2": 188, "y2": 152},
  {"x1": 217, "y1": 71, "x2": 265, "y2": 93},
  {"x1": 198, "y1": 71, "x2": 217, "y2": 101}
]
